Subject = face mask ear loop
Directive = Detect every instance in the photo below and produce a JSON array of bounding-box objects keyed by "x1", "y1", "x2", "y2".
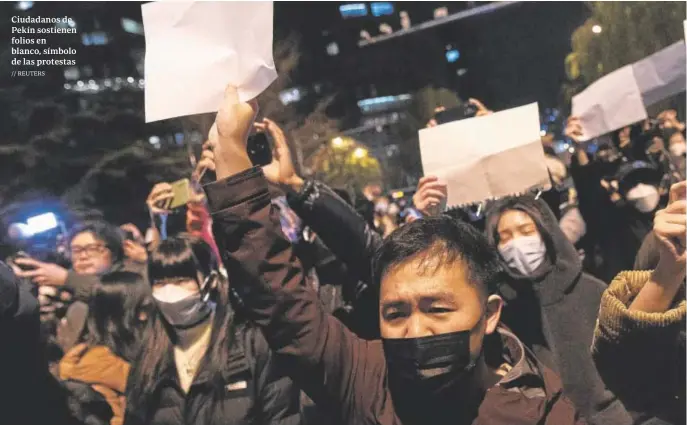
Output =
[{"x1": 188, "y1": 241, "x2": 216, "y2": 303}]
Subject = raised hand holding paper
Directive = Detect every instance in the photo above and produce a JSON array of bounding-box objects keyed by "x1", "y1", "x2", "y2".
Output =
[
  {"x1": 632, "y1": 40, "x2": 686, "y2": 107},
  {"x1": 142, "y1": 1, "x2": 277, "y2": 123},
  {"x1": 571, "y1": 40, "x2": 686, "y2": 141},
  {"x1": 419, "y1": 103, "x2": 550, "y2": 209},
  {"x1": 571, "y1": 66, "x2": 647, "y2": 142}
]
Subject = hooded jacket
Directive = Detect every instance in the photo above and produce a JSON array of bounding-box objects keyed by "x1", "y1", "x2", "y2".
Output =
[
  {"x1": 484, "y1": 196, "x2": 632, "y2": 424},
  {"x1": 59, "y1": 343, "x2": 130, "y2": 425},
  {"x1": 203, "y1": 167, "x2": 584, "y2": 425}
]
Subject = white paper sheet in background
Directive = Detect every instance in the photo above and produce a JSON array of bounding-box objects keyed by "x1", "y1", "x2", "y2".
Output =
[
  {"x1": 142, "y1": 1, "x2": 277, "y2": 123},
  {"x1": 632, "y1": 40, "x2": 686, "y2": 107},
  {"x1": 571, "y1": 66, "x2": 648, "y2": 142},
  {"x1": 419, "y1": 103, "x2": 550, "y2": 208}
]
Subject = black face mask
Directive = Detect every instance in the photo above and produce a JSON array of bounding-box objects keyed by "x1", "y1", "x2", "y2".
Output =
[
  {"x1": 154, "y1": 292, "x2": 213, "y2": 330},
  {"x1": 383, "y1": 329, "x2": 479, "y2": 395}
]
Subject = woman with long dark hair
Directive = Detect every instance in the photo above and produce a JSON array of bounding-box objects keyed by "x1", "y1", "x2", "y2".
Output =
[
  {"x1": 124, "y1": 234, "x2": 301, "y2": 425},
  {"x1": 59, "y1": 271, "x2": 153, "y2": 425}
]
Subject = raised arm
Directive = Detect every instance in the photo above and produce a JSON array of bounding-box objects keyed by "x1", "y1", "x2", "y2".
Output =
[
  {"x1": 592, "y1": 182, "x2": 686, "y2": 414},
  {"x1": 202, "y1": 87, "x2": 378, "y2": 418},
  {"x1": 255, "y1": 117, "x2": 383, "y2": 285}
]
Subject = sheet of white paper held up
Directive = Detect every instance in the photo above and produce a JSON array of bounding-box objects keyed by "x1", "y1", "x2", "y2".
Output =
[
  {"x1": 419, "y1": 103, "x2": 550, "y2": 209},
  {"x1": 571, "y1": 65, "x2": 648, "y2": 142},
  {"x1": 142, "y1": 1, "x2": 277, "y2": 123}
]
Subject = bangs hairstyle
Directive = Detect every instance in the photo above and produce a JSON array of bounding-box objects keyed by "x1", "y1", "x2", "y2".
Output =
[
  {"x1": 147, "y1": 233, "x2": 217, "y2": 286},
  {"x1": 373, "y1": 215, "x2": 505, "y2": 297},
  {"x1": 126, "y1": 234, "x2": 240, "y2": 424}
]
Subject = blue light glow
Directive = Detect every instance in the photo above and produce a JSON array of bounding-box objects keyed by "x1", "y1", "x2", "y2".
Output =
[
  {"x1": 446, "y1": 49, "x2": 460, "y2": 63},
  {"x1": 25, "y1": 213, "x2": 59, "y2": 236},
  {"x1": 16, "y1": 1, "x2": 33, "y2": 11}
]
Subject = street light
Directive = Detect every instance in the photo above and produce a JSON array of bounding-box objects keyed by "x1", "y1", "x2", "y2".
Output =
[
  {"x1": 592, "y1": 24, "x2": 602, "y2": 34},
  {"x1": 332, "y1": 137, "x2": 344, "y2": 148},
  {"x1": 353, "y1": 147, "x2": 368, "y2": 159}
]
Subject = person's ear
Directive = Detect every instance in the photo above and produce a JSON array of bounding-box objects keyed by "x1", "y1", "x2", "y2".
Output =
[{"x1": 484, "y1": 294, "x2": 503, "y2": 336}]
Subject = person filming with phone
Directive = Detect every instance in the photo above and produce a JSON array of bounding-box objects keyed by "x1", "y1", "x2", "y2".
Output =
[{"x1": 10, "y1": 221, "x2": 149, "y2": 353}]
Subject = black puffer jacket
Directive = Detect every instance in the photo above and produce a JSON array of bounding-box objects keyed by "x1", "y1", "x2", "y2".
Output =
[
  {"x1": 484, "y1": 196, "x2": 632, "y2": 425},
  {"x1": 287, "y1": 179, "x2": 383, "y2": 339},
  {"x1": 123, "y1": 322, "x2": 302, "y2": 425}
]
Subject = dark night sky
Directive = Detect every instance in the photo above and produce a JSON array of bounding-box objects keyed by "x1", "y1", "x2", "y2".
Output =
[
  {"x1": 272, "y1": 2, "x2": 589, "y2": 110},
  {"x1": 12, "y1": 1, "x2": 590, "y2": 113}
]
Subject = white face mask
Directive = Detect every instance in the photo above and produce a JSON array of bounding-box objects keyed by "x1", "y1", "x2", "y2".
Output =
[
  {"x1": 626, "y1": 183, "x2": 660, "y2": 213},
  {"x1": 670, "y1": 142, "x2": 686, "y2": 157},
  {"x1": 498, "y1": 235, "x2": 547, "y2": 276},
  {"x1": 152, "y1": 283, "x2": 199, "y2": 303}
]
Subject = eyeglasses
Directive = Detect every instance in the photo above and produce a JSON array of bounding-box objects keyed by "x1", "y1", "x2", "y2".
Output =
[{"x1": 70, "y1": 244, "x2": 108, "y2": 257}]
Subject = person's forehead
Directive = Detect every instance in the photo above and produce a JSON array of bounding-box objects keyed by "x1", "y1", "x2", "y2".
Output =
[
  {"x1": 71, "y1": 231, "x2": 101, "y2": 246},
  {"x1": 497, "y1": 209, "x2": 534, "y2": 230},
  {"x1": 380, "y1": 258, "x2": 474, "y2": 301}
]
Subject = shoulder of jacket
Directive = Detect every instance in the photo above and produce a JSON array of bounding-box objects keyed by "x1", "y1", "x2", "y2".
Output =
[{"x1": 232, "y1": 322, "x2": 269, "y2": 368}]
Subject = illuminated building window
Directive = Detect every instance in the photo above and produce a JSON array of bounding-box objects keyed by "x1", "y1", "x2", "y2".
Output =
[
  {"x1": 64, "y1": 67, "x2": 80, "y2": 81},
  {"x1": 121, "y1": 18, "x2": 144, "y2": 35},
  {"x1": 339, "y1": 3, "x2": 367, "y2": 18},
  {"x1": 15, "y1": 1, "x2": 33, "y2": 11},
  {"x1": 82, "y1": 32, "x2": 109, "y2": 46},
  {"x1": 279, "y1": 87, "x2": 302, "y2": 105},
  {"x1": 371, "y1": 2, "x2": 394, "y2": 17},
  {"x1": 326, "y1": 42, "x2": 339, "y2": 56}
]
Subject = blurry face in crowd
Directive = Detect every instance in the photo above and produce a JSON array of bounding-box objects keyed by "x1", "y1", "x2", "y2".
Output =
[
  {"x1": 618, "y1": 126, "x2": 632, "y2": 148},
  {"x1": 379, "y1": 257, "x2": 501, "y2": 358},
  {"x1": 597, "y1": 147, "x2": 615, "y2": 163},
  {"x1": 70, "y1": 231, "x2": 113, "y2": 275},
  {"x1": 669, "y1": 132, "x2": 686, "y2": 157}
]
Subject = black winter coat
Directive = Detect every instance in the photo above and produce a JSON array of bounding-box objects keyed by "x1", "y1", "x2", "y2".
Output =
[
  {"x1": 287, "y1": 180, "x2": 383, "y2": 339},
  {"x1": 570, "y1": 156, "x2": 653, "y2": 282},
  {"x1": 483, "y1": 196, "x2": 632, "y2": 425},
  {"x1": 0, "y1": 262, "x2": 80, "y2": 425},
  {"x1": 123, "y1": 322, "x2": 302, "y2": 425}
]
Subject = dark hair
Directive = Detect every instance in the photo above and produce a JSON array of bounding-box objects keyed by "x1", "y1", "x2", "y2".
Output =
[
  {"x1": 484, "y1": 196, "x2": 558, "y2": 265},
  {"x1": 85, "y1": 271, "x2": 152, "y2": 363},
  {"x1": 68, "y1": 221, "x2": 124, "y2": 264},
  {"x1": 147, "y1": 234, "x2": 216, "y2": 286},
  {"x1": 126, "y1": 234, "x2": 235, "y2": 423},
  {"x1": 373, "y1": 215, "x2": 504, "y2": 297}
]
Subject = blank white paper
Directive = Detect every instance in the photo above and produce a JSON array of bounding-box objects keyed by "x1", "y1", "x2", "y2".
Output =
[
  {"x1": 419, "y1": 103, "x2": 550, "y2": 208},
  {"x1": 142, "y1": 1, "x2": 277, "y2": 123},
  {"x1": 571, "y1": 65, "x2": 648, "y2": 142},
  {"x1": 632, "y1": 40, "x2": 686, "y2": 107}
]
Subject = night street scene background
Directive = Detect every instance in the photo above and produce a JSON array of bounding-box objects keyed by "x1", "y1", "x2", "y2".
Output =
[{"x1": 0, "y1": 1, "x2": 684, "y2": 261}]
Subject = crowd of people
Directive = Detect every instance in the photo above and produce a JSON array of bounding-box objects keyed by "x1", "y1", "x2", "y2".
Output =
[{"x1": 1, "y1": 83, "x2": 685, "y2": 425}]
